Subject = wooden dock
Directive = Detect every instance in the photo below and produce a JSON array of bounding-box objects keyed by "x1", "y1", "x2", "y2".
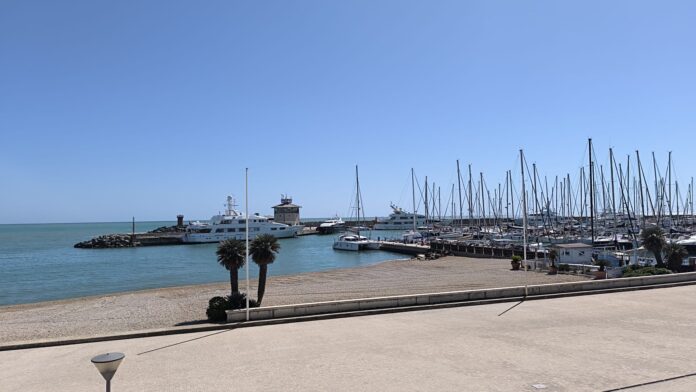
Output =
[{"x1": 378, "y1": 241, "x2": 431, "y2": 256}]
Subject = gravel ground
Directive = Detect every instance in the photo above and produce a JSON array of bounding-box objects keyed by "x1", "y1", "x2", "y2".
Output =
[{"x1": 0, "y1": 256, "x2": 589, "y2": 345}]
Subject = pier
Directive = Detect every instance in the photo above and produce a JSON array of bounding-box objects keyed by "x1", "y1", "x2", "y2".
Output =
[
  {"x1": 378, "y1": 241, "x2": 430, "y2": 256},
  {"x1": 430, "y1": 239, "x2": 544, "y2": 260}
]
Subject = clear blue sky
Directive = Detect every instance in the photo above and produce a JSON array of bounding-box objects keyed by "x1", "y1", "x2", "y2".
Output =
[{"x1": 1, "y1": 1, "x2": 695, "y2": 223}]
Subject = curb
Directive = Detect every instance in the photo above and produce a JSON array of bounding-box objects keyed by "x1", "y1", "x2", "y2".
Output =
[{"x1": 2, "y1": 279, "x2": 695, "y2": 352}]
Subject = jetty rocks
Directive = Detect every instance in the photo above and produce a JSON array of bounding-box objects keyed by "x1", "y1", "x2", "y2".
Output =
[
  {"x1": 148, "y1": 225, "x2": 186, "y2": 233},
  {"x1": 74, "y1": 234, "x2": 134, "y2": 249}
]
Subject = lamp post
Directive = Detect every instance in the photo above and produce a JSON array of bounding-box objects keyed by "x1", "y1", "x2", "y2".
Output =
[{"x1": 91, "y1": 352, "x2": 125, "y2": 392}]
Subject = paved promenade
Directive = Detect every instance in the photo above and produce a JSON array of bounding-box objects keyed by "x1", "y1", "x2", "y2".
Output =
[{"x1": 2, "y1": 285, "x2": 696, "y2": 391}]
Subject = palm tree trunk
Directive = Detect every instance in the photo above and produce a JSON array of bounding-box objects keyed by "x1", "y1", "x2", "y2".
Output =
[
  {"x1": 230, "y1": 269, "x2": 239, "y2": 295},
  {"x1": 257, "y1": 265, "x2": 268, "y2": 305},
  {"x1": 655, "y1": 252, "x2": 665, "y2": 268}
]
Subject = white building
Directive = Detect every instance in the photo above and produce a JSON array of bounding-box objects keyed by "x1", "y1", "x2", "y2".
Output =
[{"x1": 551, "y1": 243, "x2": 593, "y2": 264}]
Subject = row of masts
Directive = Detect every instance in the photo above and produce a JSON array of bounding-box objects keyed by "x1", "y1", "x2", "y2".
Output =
[{"x1": 410, "y1": 139, "x2": 696, "y2": 238}]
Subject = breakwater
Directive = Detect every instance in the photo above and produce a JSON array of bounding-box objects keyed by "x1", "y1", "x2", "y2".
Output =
[{"x1": 74, "y1": 231, "x2": 185, "y2": 248}]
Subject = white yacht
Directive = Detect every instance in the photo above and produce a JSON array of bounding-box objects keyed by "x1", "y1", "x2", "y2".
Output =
[
  {"x1": 316, "y1": 216, "x2": 346, "y2": 234},
  {"x1": 183, "y1": 196, "x2": 302, "y2": 243},
  {"x1": 333, "y1": 234, "x2": 381, "y2": 251},
  {"x1": 373, "y1": 203, "x2": 427, "y2": 230}
]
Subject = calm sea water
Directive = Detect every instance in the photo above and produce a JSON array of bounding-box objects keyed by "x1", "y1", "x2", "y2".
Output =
[{"x1": 0, "y1": 222, "x2": 405, "y2": 306}]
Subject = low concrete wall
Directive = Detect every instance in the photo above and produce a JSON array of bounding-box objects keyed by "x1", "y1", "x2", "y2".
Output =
[{"x1": 227, "y1": 272, "x2": 696, "y2": 322}]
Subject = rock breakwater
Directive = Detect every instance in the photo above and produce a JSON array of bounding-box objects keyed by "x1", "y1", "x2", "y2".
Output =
[{"x1": 74, "y1": 234, "x2": 134, "y2": 249}]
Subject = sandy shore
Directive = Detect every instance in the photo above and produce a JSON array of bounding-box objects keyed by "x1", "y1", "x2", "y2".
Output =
[{"x1": 0, "y1": 256, "x2": 589, "y2": 345}]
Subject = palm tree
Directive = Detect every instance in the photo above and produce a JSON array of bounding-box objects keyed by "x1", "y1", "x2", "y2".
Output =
[
  {"x1": 216, "y1": 239, "x2": 246, "y2": 296},
  {"x1": 547, "y1": 248, "x2": 558, "y2": 274},
  {"x1": 665, "y1": 242, "x2": 687, "y2": 272},
  {"x1": 250, "y1": 234, "x2": 280, "y2": 305},
  {"x1": 641, "y1": 227, "x2": 666, "y2": 268},
  {"x1": 548, "y1": 249, "x2": 558, "y2": 268}
]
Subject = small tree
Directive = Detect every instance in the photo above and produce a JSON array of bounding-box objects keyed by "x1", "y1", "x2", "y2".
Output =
[
  {"x1": 216, "y1": 239, "x2": 246, "y2": 296},
  {"x1": 641, "y1": 227, "x2": 666, "y2": 268},
  {"x1": 548, "y1": 249, "x2": 558, "y2": 268},
  {"x1": 665, "y1": 242, "x2": 688, "y2": 272},
  {"x1": 250, "y1": 234, "x2": 280, "y2": 305}
]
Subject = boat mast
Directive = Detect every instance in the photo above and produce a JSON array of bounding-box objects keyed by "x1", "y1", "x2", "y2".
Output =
[
  {"x1": 589, "y1": 138, "x2": 595, "y2": 246},
  {"x1": 424, "y1": 176, "x2": 429, "y2": 226},
  {"x1": 567, "y1": 173, "x2": 572, "y2": 225},
  {"x1": 451, "y1": 184, "x2": 456, "y2": 223},
  {"x1": 554, "y1": 175, "x2": 559, "y2": 225},
  {"x1": 480, "y1": 172, "x2": 485, "y2": 228},
  {"x1": 636, "y1": 151, "x2": 646, "y2": 228},
  {"x1": 520, "y1": 149, "x2": 528, "y2": 268},
  {"x1": 244, "y1": 168, "x2": 250, "y2": 320},
  {"x1": 505, "y1": 171, "x2": 510, "y2": 222},
  {"x1": 456, "y1": 160, "x2": 463, "y2": 227},
  {"x1": 652, "y1": 152, "x2": 660, "y2": 225},
  {"x1": 468, "y1": 164, "x2": 473, "y2": 227},
  {"x1": 355, "y1": 165, "x2": 362, "y2": 236},
  {"x1": 610, "y1": 148, "x2": 617, "y2": 246},
  {"x1": 533, "y1": 163, "x2": 539, "y2": 225},
  {"x1": 508, "y1": 170, "x2": 515, "y2": 224},
  {"x1": 411, "y1": 168, "x2": 417, "y2": 232}
]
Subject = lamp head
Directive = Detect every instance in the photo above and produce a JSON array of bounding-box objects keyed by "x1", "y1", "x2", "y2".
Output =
[{"x1": 91, "y1": 352, "x2": 125, "y2": 382}]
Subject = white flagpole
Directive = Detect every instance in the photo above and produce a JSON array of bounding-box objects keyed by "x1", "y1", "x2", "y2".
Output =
[
  {"x1": 520, "y1": 149, "x2": 529, "y2": 297},
  {"x1": 245, "y1": 168, "x2": 250, "y2": 321}
]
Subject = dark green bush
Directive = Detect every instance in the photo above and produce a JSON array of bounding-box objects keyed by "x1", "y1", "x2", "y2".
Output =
[
  {"x1": 622, "y1": 266, "x2": 672, "y2": 278},
  {"x1": 206, "y1": 293, "x2": 260, "y2": 322},
  {"x1": 558, "y1": 263, "x2": 570, "y2": 272},
  {"x1": 511, "y1": 255, "x2": 522, "y2": 262},
  {"x1": 206, "y1": 296, "x2": 229, "y2": 322},
  {"x1": 227, "y1": 292, "x2": 259, "y2": 310}
]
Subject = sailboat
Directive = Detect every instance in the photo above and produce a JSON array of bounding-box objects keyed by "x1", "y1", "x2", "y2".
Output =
[{"x1": 333, "y1": 166, "x2": 380, "y2": 251}]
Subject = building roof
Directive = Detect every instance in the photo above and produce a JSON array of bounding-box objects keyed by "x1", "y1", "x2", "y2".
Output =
[
  {"x1": 273, "y1": 203, "x2": 301, "y2": 209},
  {"x1": 552, "y1": 243, "x2": 592, "y2": 249}
]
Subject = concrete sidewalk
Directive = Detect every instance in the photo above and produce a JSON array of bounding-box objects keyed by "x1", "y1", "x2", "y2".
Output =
[{"x1": 2, "y1": 285, "x2": 696, "y2": 391}]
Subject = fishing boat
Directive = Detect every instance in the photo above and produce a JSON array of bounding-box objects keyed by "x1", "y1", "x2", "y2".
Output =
[{"x1": 183, "y1": 196, "x2": 302, "y2": 243}]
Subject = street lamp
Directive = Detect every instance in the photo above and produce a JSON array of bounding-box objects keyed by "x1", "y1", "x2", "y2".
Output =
[{"x1": 91, "y1": 352, "x2": 125, "y2": 392}]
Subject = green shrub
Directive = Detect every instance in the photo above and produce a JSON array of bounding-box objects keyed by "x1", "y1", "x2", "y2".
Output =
[
  {"x1": 622, "y1": 266, "x2": 672, "y2": 278},
  {"x1": 511, "y1": 255, "x2": 522, "y2": 262},
  {"x1": 227, "y1": 292, "x2": 259, "y2": 310},
  {"x1": 206, "y1": 293, "x2": 260, "y2": 322},
  {"x1": 558, "y1": 263, "x2": 570, "y2": 272},
  {"x1": 206, "y1": 296, "x2": 229, "y2": 322}
]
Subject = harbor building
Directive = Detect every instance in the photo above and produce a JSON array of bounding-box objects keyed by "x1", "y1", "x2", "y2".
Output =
[
  {"x1": 550, "y1": 243, "x2": 593, "y2": 264},
  {"x1": 273, "y1": 195, "x2": 301, "y2": 226}
]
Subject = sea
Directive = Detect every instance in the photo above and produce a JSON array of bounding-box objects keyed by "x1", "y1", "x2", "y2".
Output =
[{"x1": 0, "y1": 222, "x2": 405, "y2": 307}]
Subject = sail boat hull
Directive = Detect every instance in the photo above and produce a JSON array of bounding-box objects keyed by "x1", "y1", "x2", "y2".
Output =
[{"x1": 333, "y1": 235, "x2": 380, "y2": 251}]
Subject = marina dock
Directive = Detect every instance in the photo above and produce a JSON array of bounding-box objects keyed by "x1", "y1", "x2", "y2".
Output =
[
  {"x1": 430, "y1": 239, "x2": 544, "y2": 260},
  {"x1": 378, "y1": 241, "x2": 430, "y2": 255}
]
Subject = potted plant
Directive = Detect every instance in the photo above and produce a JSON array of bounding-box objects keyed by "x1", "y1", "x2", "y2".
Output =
[
  {"x1": 594, "y1": 259, "x2": 609, "y2": 280},
  {"x1": 511, "y1": 255, "x2": 522, "y2": 271},
  {"x1": 547, "y1": 249, "x2": 558, "y2": 275}
]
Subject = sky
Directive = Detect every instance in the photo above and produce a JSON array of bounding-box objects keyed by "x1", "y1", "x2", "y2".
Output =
[{"x1": 1, "y1": 0, "x2": 695, "y2": 223}]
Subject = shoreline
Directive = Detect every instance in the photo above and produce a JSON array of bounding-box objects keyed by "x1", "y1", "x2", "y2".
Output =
[
  {"x1": 1, "y1": 256, "x2": 590, "y2": 345},
  {"x1": 0, "y1": 255, "x2": 413, "y2": 310}
]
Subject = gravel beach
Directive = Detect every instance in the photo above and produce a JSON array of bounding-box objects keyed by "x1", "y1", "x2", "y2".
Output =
[{"x1": 0, "y1": 256, "x2": 590, "y2": 345}]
